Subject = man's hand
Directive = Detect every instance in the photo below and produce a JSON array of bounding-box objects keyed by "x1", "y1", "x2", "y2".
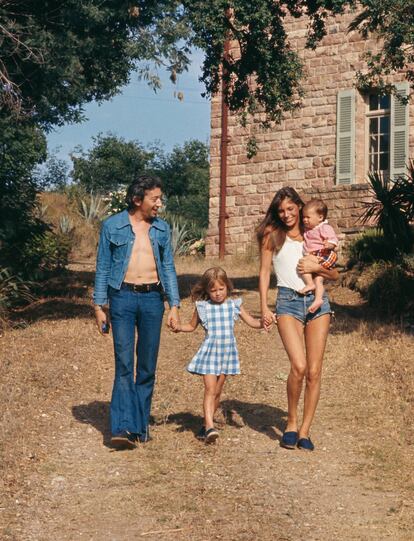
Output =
[
  {"x1": 167, "y1": 305, "x2": 180, "y2": 329},
  {"x1": 94, "y1": 306, "x2": 109, "y2": 335}
]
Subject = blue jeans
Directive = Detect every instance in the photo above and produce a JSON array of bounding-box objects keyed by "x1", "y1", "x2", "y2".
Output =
[
  {"x1": 109, "y1": 286, "x2": 165, "y2": 437},
  {"x1": 276, "y1": 287, "x2": 332, "y2": 325}
]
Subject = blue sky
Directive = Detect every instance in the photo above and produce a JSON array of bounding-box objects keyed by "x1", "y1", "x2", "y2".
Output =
[{"x1": 47, "y1": 49, "x2": 211, "y2": 161}]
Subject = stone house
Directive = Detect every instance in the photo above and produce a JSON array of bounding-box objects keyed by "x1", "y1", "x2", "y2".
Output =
[{"x1": 206, "y1": 11, "x2": 413, "y2": 258}]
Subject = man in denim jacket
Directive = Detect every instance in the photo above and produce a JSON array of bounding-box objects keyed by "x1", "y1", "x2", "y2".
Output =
[{"x1": 93, "y1": 175, "x2": 180, "y2": 449}]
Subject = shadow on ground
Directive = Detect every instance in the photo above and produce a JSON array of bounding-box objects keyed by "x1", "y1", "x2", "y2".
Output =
[
  {"x1": 72, "y1": 401, "x2": 112, "y2": 448},
  {"x1": 166, "y1": 400, "x2": 287, "y2": 442}
]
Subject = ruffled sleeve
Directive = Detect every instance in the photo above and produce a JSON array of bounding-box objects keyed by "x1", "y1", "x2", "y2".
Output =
[
  {"x1": 232, "y1": 298, "x2": 242, "y2": 321},
  {"x1": 195, "y1": 300, "x2": 208, "y2": 328}
]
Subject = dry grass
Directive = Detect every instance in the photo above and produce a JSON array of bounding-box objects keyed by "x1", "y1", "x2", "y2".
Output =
[{"x1": 1, "y1": 259, "x2": 413, "y2": 540}]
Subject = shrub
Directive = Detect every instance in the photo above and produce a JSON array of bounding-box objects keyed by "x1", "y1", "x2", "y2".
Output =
[
  {"x1": 360, "y1": 171, "x2": 412, "y2": 252},
  {"x1": 0, "y1": 268, "x2": 34, "y2": 324},
  {"x1": 20, "y1": 231, "x2": 74, "y2": 278},
  {"x1": 347, "y1": 229, "x2": 399, "y2": 267},
  {"x1": 357, "y1": 261, "x2": 414, "y2": 317}
]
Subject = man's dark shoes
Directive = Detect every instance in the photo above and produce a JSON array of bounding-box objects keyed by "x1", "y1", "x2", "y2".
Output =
[
  {"x1": 196, "y1": 426, "x2": 207, "y2": 440},
  {"x1": 110, "y1": 431, "x2": 137, "y2": 450},
  {"x1": 297, "y1": 437, "x2": 314, "y2": 451},
  {"x1": 280, "y1": 431, "x2": 298, "y2": 449}
]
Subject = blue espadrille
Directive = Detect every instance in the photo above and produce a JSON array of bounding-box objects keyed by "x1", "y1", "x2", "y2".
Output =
[
  {"x1": 280, "y1": 431, "x2": 298, "y2": 449},
  {"x1": 297, "y1": 437, "x2": 314, "y2": 451}
]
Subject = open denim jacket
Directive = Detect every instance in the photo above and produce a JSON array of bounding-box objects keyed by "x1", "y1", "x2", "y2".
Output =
[{"x1": 93, "y1": 210, "x2": 180, "y2": 307}]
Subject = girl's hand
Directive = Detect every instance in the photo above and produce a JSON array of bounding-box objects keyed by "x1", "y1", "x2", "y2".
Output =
[{"x1": 169, "y1": 318, "x2": 181, "y2": 332}]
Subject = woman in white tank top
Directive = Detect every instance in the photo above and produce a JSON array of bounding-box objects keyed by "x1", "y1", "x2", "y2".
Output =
[{"x1": 257, "y1": 187, "x2": 338, "y2": 451}]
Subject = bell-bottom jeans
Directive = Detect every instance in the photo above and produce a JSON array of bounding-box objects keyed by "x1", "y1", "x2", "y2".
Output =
[{"x1": 108, "y1": 286, "x2": 165, "y2": 438}]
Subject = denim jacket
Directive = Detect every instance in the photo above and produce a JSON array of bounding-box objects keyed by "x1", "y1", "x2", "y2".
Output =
[{"x1": 93, "y1": 210, "x2": 180, "y2": 307}]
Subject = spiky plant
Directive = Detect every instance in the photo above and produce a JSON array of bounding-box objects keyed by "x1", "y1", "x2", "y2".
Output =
[
  {"x1": 360, "y1": 171, "x2": 412, "y2": 252},
  {"x1": 79, "y1": 193, "x2": 109, "y2": 223}
]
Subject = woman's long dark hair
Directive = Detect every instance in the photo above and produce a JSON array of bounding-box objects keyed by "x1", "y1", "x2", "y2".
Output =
[{"x1": 256, "y1": 187, "x2": 304, "y2": 253}]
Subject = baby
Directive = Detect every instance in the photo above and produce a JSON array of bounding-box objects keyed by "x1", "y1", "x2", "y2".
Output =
[{"x1": 300, "y1": 198, "x2": 338, "y2": 313}]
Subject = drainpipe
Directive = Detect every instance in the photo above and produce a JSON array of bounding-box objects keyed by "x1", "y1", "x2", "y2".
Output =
[{"x1": 218, "y1": 37, "x2": 230, "y2": 259}]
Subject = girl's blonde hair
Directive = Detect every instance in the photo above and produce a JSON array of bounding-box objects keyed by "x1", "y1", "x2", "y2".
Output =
[
  {"x1": 191, "y1": 267, "x2": 233, "y2": 301},
  {"x1": 256, "y1": 186, "x2": 304, "y2": 253}
]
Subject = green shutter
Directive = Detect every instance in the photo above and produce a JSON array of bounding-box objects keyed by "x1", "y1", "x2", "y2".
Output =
[
  {"x1": 390, "y1": 81, "x2": 409, "y2": 179},
  {"x1": 336, "y1": 89, "x2": 355, "y2": 184}
]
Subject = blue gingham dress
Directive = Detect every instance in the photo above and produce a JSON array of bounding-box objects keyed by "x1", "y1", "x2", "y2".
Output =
[{"x1": 187, "y1": 298, "x2": 242, "y2": 375}]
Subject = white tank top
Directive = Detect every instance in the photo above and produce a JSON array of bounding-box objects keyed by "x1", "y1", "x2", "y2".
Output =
[{"x1": 272, "y1": 236, "x2": 305, "y2": 290}]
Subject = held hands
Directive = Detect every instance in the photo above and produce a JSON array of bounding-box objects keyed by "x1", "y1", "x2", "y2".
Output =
[
  {"x1": 167, "y1": 306, "x2": 181, "y2": 332},
  {"x1": 261, "y1": 308, "x2": 276, "y2": 332}
]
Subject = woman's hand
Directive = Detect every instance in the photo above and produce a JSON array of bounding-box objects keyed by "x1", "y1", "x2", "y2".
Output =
[
  {"x1": 261, "y1": 308, "x2": 276, "y2": 332},
  {"x1": 297, "y1": 254, "x2": 320, "y2": 275}
]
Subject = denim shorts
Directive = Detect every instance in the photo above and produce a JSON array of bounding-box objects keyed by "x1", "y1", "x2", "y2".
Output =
[{"x1": 275, "y1": 286, "x2": 332, "y2": 325}]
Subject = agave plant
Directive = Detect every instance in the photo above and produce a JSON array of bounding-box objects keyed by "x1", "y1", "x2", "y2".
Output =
[
  {"x1": 360, "y1": 171, "x2": 412, "y2": 252},
  {"x1": 58, "y1": 215, "x2": 75, "y2": 235},
  {"x1": 79, "y1": 193, "x2": 109, "y2": 223}
]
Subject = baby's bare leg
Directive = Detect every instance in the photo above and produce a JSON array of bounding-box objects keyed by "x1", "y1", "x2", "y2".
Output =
[
  {"x1": 308, "y1": 276, "x2": 324, "y2": 313},
  {"x1": 299, "y1": 272, "x2": 316, "y2": 294}
]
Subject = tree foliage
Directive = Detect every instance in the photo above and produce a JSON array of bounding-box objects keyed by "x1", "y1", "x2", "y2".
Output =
[
  {"x1": 71, "y1": 134, "x2": 155, "y2": 193},
  {"x1": 348, "y1": 0, "x2": 414, "y2": 93},
  {"x1": 0, "y1": 0, "x2": 190, "y2": 127},
  {"x1": 0, "y1": 119, "x2": 48, "y2": 272},
  {"x1": 1, "y1": 1, "x2": 413, "y2": 131},
  {"x1": 156, "y1": 139, "x2": 210, "y2": 228}
]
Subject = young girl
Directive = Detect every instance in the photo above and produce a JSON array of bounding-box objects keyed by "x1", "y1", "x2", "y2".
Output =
[{"x1": 171, "y1": 267, "x2": 262, "y2": 443}]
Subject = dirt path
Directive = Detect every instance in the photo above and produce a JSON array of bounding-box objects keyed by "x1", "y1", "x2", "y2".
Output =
[{"x1": 1, "y1": 261, "x2": 413, "y2": 540}]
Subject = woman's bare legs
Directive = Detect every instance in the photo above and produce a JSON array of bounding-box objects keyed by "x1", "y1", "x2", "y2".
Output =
[
  {"x1": 276, "y1": 316, "x2": 306, "y2": 432},
  {"x1": 299, "y1": 314, "x2": 330, "y2": 438},
  {"x1": 277, "y1": 313, "x2": 330, "y2": 439}
]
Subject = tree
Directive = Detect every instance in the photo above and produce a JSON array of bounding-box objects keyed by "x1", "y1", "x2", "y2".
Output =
[
  {"x1": 36, "y1": 151, "x2": 71, "y2": 192},
  {"x1": 156, "y1": 139, "x2": 210, "y2": 228},
  {"x1": 0, "y1": 0, "x2": 191, "y2": 127},
  {"x1": 348, "y1": 0, "x2": 414, "y2": 93},
  {"x1": 0, "y1": 118, "x2": 48, "y2": 272},
  {"x1": 2, "y1": 2, "x2": 413, "y2": 133},
  {"x1": 71, "y1": 134, "x2": 155, "y2": 193}
]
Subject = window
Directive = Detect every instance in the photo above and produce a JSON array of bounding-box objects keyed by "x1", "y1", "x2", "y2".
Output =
[
  {"x1": 367, "y1": 94, "x2": 390, "y2": 177},
  {"x1": 336, "y1": 82, "x2": 409, "y2": 184}
]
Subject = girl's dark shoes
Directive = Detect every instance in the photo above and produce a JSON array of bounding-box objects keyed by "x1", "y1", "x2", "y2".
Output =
[
  {"x1": 280, "y1": 431, "x2": 298, "y2": 449},
  {"x1": 196, "y1": 426, "x2": 207, "y2": 440},
  {"x1": 205, "y1": 428, "x2": 219, "y2": 444},
  {"x1": 297, "y1": 437, "x2": 314, "y2": 451}
]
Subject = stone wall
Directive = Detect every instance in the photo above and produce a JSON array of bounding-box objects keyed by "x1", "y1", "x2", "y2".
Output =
[{"x1": 206, "y1": 11, "x2": 414, "y2": 257}]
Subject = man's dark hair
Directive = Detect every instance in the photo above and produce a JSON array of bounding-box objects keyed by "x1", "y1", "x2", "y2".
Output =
[{"x1": 125, "y1": 174, "x2": 163, "y2": 210}]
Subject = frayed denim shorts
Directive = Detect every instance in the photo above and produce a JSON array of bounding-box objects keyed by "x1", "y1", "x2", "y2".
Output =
[{"x1": 275, "y1": 286, "x2": 332, "y2": 325}]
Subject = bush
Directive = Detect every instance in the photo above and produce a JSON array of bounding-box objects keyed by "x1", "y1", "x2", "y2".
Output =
[
  {"x1": 20, "y1": 231, "x2": 74, "y2": 278},
  {"x1": 0, "y1": 268, "x2": 34, "y2": 325},
  {"x1": 356, "y1": 261, "x2": 414, "y2": 317},
  {"x1": 347, "y1": 229, "x2": 400, "y2": 267}
]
